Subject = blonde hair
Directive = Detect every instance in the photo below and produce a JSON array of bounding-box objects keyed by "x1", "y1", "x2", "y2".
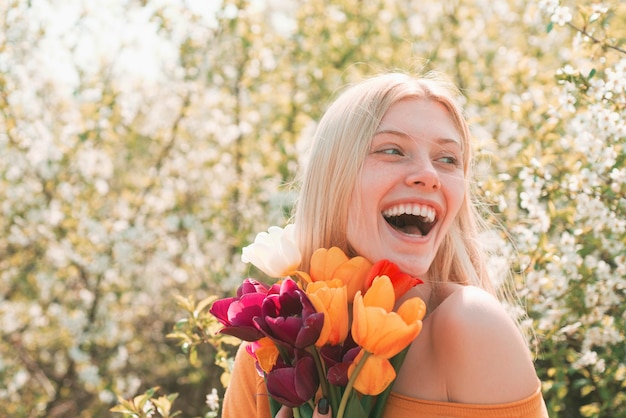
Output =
[{"x1": 293, "y1": 72, "x2": 494, "y2": 295}]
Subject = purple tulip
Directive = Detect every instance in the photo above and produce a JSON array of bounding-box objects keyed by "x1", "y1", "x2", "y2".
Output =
[
  {"x1": 254, "y1": 279, "x2": 324, "y2": 349},
  {"x1": 237, "y1": 278, "x2": 276, "y2": 297},
  {"x1": 209, "y1": 279, "x2": 272, "y2": 341},
  {"x1": 326, "y1": 346, "x2": 360, "y2": 386},
  {"x1": 266, "y1": 351, "x2": 320, "y2": 408}
]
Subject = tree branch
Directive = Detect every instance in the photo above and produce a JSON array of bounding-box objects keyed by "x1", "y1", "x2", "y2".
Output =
[{"x1": 566, "y1": 22, "x2": 626, "y2": 55}]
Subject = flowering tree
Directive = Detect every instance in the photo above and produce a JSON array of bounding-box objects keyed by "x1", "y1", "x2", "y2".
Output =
[
  {"x1": 0, "y1": 0, "x2": 624, "y2": 417},
  {"x1": 0, "y1": 0, "x2": 291, "y2": 415},
  {"x1": 513, "y1": 4, "x2": 626, "y2": 416}
]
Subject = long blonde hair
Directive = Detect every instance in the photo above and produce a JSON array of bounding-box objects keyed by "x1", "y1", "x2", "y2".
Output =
[{"x1": 294, "y1": 72, "x2": 493, "y2": 294}]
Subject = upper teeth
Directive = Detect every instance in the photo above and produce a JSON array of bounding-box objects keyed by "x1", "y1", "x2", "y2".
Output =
[{"x1": 382, "y1": 204, "x2": 436, "y2": 223}]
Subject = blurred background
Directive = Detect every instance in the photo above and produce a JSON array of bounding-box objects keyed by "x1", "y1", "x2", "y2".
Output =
[{"x1": 0, "y1": 0, "x2": 624, "y2": 416}]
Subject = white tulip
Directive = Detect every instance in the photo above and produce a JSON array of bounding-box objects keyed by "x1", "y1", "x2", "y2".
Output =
[{"x1": 241, "y1": 224, "x2": 302, "y2": 278}]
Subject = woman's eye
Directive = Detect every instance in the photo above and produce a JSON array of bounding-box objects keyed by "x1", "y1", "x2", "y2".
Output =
[
  {"x1": 378, "y1": 148, "x2": 404, "y2": 156},
  {"x1": 437, "y1": 156, "x2": 460, "y2": 166}
]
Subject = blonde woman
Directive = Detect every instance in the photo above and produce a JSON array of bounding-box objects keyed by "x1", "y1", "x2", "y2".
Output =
[{"x1": 223, "y1": 72, "x2": 548, "y2": 418}]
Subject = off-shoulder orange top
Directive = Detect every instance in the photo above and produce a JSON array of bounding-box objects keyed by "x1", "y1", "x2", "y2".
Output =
[{"x1": 222, "y1": 345, "x2": 549, "y2": 418}]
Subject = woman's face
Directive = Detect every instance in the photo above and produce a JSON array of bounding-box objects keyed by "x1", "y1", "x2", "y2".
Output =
[{"x1": 346, "y1": 98, "x2": 466, "y2": 279}]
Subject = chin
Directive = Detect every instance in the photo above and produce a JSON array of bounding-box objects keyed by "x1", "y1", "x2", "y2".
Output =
[{"x1": 391, "y1": 258, "x2": 431, "y2": 278}]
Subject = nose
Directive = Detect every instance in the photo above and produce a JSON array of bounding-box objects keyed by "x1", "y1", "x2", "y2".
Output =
[{"x1": 405, "y1": 161, "x2": 441, "y2": 190}]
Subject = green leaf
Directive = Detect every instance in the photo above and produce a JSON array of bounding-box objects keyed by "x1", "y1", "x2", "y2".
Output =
[
  {"x1": 165, "y1": 331, "x2": 192, "y2": 342},
  {"x1": 221, "y1": 335, "x2": 242, "y2": 346},
  {"x1": 173, "y1": 318, "x2": 189, "y2": 330},
  {"x1": 189, "y1": 346, "x2": 200, "y2": 367},
  {"x1": 196, "y1": 295, "x2": 218, "y2": 314},
  {"x1": 109, "y1": 404, "x2": 138, "y2": 414},
  {"x1": 547, "y1": 21, "x2": 554, "y2": 33},
  {"x1": 133, "y1": 393, "x2": 151, "y2": 411},
  {"x1": 343, "y1": 391, "x2": 368, "y2": 417},
  {"x1": 268, "y1": 395, "x2": 282, "y2": 417},
  {"x1": 580, "y1": 403, "x2": 601, "y2": 417},
  {"x1": 174, "y1": 295, "x2": 195, "y2": 312}
]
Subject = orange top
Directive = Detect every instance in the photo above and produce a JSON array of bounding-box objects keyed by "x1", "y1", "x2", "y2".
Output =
[
  {"x1": 222, "y1": 345, "x2": 549, "y2": 418},
  {"x1": 382, "y1": 388, "x2": 548, "y2": 418}
]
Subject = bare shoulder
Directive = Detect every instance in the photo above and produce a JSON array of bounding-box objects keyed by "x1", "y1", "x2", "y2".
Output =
[{"x1": 430, "y1": 285, "x2": 539, "y2": 404}]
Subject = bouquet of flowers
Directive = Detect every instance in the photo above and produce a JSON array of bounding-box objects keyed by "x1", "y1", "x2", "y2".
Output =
[{"x1": 210, "y1": 225, "x2": 426, "y2": 418}]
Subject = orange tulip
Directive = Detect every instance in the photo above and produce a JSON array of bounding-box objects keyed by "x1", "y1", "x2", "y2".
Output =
[
  {"x1": 308, "y1": 247, "x2": 373, "y2": 300},
  {"x1": 306, "y1": 279, "x2": 349, "y2": 346},
  {"x1": 310, "y1": 247, "x2": 348, "y2": 281},
  {"x1": 249, "y1": 337, "x2": 280, "y2": 374},
  {"x1": 333, "y1": 256, "x2": 374, "y2": 301},
  {"x1": 351, "y1": 276, "x2": 425, "y2": 359},
  {"x1": 348, "y1": 350, "x2": 396, "y2": 396}
]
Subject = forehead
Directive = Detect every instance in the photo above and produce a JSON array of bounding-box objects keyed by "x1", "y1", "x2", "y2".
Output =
[{"x1": 375, "y1": 98, "x2": 461, "y2": 143}]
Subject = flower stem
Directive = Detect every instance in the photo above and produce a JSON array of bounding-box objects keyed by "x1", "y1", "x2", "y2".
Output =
[
  {"x1": 336, "y1": 351, "x2": 371, "y2": 418},
  {"x1": 307, "y1": 347, "x2": 341, "y2": 415},
  {"x1": 308, "y1": 347, "x2": 329, "y2": 398}
]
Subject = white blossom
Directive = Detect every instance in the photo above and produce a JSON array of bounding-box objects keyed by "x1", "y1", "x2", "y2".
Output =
[
  {"x1": 206, "y1": 388, "x2": 220, "y2": 411},
  {"x1": 241, "y1": 224, "x2": 302, "y2": 278},
  {"x1": 551, "y1": 6, "x2": 572, "y2": 26}
]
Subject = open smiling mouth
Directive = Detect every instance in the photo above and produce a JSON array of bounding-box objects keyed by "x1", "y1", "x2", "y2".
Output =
[{"x1": 382, "y1": 204, "x2": 437, "y2": 237}]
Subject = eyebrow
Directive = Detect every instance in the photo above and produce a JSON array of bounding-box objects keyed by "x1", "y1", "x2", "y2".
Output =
[{"x1": 373, "y1": 129, "x2": 461, "y2": 145}]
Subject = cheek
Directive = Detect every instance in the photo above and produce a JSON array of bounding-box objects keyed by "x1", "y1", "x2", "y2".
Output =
[{"x1": 445, "y1": 176, "x2": 467, "y2": 217}]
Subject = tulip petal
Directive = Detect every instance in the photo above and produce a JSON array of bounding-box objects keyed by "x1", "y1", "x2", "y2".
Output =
[
  {"x1": 227, "y1": 293, "x2": 266, "y2": 323},
  {"x1": 294, "y1": 355, "x2": 320, "y2": 402},
  {"x1": 241, "y1": 225, "x2": 302, "y2": 278},
  {"x1": 218, "y1": 325, "x2": 265, "y2": 341},
  {"x1": 352, "y1": 284, "x2": 423, "y2": 358},
  {"x1": 307, "y1": 280, "x2": 349, "y2": 346},
  {"x1": 266, "y1": 367, "x2": 302, "y2": 407},
  {"x1": 296, "y1": 311, "x2": 325, "y2": 348},
  {"x1": 326, "y1": 346, "x2": 360, "y2": 386},
  {"x1": 248, "y1": 337, "x2": 279, "y2": 373},
  {"x1": 209, "y1": 297, "x2": 236, "y2": 326},
  {"x1": 396, "y1": 297, "x2": 427, "y2": 324},
  {"x1": 332, "y1": 256, "x2": 373, "y2": 300},
  {"x1": 368, "y1": 313, "x2": 421, "y2": 358},
  {"x1": 365, "y1": 260, "x2": 423, "y2": 299},
  {"x1": 266, "y1": 354, "x2": 319, "y2": 408},
  {"x1": 255, "y1": 279, "x2": 324, "y2": 349},
  {"x1": 351, "y1": 292, "x2": 367, "y2": 347},
  {"x1": 237, "y1": 279, "x2": 271, "y2": 297},
  {"x1": 310, "y1": 247, "x2": 349, "y2": 282},
  {"x1": 306, "y1": 292, "x2": 331, "y2": 345},
  {"x1": 363, "y1": 276, "x2": 395, "y2": 312},
  {"x1": 262, "y1": 316, "x2": 302, "y2": 347},
  {"x1": 327, "y1": 362, "x2": 351, "y2": 386},
  {"x1": 349, "y1": 351, "x2": 396, "y2": 396},
  {"x1": 209, "y1": 292, "x2": 267, "y2": 341}
]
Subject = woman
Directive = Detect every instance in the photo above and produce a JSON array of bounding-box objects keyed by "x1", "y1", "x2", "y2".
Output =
[{"x1": 222, "y1": 72, "x2": 548, "y2": 417}]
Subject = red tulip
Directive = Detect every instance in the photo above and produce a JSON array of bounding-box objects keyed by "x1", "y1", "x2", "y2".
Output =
[
  {"x1": 265, "y1": 351, "x2": 320, "y2": 408},
  {"x1": 365, "y1": 259, "x2": 422, "y2": 299},
  {"x1": 324, "y1": 345, "x2": 360, "y2": 386},
  {"x1": 209, "y1": 278, "x2": 271, "y2": 341},
  {"x1": 254, "y1": 278, "x2": 325, "y2": 349}
]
